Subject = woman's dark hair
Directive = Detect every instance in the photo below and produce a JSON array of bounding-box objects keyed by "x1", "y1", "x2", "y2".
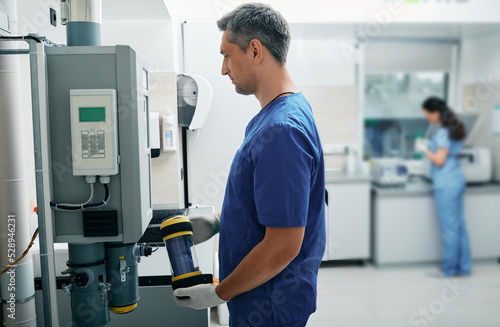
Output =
[{"x1": 422, "y1": 96, "x2": 465, "y2": 141}]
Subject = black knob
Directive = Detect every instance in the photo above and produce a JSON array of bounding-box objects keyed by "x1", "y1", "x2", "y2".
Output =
[
  {"x1": 144, "y1": 245, "x2": 153, "y2": 257},
  {"x1": 74, "y1": 273, "x2": 89, "y2": 287}
]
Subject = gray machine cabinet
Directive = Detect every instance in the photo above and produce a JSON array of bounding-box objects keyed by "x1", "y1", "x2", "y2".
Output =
[
  {"x1": 35, "y1": 286, "x2": 209, "y2": 327},
  {"x1": 46, "y1": 45, "x2": 153, "y2": 244}
]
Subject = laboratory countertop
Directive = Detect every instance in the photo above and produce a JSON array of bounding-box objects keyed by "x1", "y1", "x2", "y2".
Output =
[
  {"x1": 325, "y1": 169, "x2": 372, "y2": 184},
  {"x1": 372, "y1": 178, "x2": 500, "y2": 197}
]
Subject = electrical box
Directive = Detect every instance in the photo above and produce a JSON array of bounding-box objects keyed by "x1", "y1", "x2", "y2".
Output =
[
  {"x1": 70, "y1": 89, "x2": 119, "y2": 176},
  {"x1": 46, "y1": 46, "x2": 152, "y2": 243}
]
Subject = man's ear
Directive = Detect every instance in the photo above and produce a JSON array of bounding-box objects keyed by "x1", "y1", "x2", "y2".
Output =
[{"x1": 248, "y1": 39, "x2": 263, "y2": 64}]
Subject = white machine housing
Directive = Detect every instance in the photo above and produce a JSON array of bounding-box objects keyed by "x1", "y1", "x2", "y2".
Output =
[
  {"x1": 70, "y1": 89, "x2": 119, "y2": 176},
  {"x1": 458, "y1": 148, "x2": 492, "y2": 182},
  {"x1": 422, "y1": 147, "x2": 492, "y2": 183},
  {"x1": 370, "y1": 158, "x2": 410, "y2": 186}
]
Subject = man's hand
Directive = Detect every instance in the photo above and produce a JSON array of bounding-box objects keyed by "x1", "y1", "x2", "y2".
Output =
[
  {"x1": 173, "y1": 284, "x2": 227, "y2": 310},
  {"x1": 189, "y1": 213, "x2": 220, "y2": 244}
]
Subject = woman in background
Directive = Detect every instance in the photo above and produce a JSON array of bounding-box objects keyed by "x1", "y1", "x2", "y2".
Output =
[{"x1": 419, "y1": 96, "x2": 471, "y2": 277}]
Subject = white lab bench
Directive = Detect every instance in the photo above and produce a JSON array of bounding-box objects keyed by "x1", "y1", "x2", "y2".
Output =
[
  {"x1": 324, "y1": 170, "x2": 372, "y2": 261},
  {"x1": 371, "y1": 179, "x2": 500, "y2": 265}
]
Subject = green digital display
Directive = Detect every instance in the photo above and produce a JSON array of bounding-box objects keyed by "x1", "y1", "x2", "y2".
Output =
[{"x1": 79, "y1": 107, "x2": 106, "y2": 122}]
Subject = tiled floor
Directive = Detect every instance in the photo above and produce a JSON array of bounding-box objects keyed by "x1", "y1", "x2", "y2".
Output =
[{"x1": 211, "y1": 261, "x2": 500, "y2": 326}]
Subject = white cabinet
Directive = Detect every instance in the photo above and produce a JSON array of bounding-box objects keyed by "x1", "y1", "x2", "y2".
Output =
[
  {"x1": 464, "y1": 191, "x2": 500, "y2": 259},
  {"x1": 372, "y1": 193, "x2": 442, "y2": 265},
  {"x1": 372, "y1": 184, "x2": 500, "y2": 265},
  {"x1": 325, "y1": 182, "x2": 371, "y2": 261}
]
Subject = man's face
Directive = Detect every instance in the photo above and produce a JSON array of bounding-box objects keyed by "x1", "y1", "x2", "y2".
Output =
[{"x1": 220, "y1": 29, "x2": 257, "y2": 95}]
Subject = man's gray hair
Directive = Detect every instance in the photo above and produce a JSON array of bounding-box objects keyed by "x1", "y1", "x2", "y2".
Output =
[{"x1": 217, "y1": 3, "x2": 291, "y2": 65}]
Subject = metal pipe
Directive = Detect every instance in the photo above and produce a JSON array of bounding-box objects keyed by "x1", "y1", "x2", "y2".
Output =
[
  {"x1": 62, "y1": 2, "x2": 107, "y2": 326},
  {"x1": 29, "y1": 39, "x2": 60, "y2": 327},
  {"x1": 66, "y1": 244, "x2": 110, "y2": 327},
  {"x1": 0, "y1": 0, "x2": 37, "y2": 326},
  {"x1": 65, "y1": 0, "x2": 102, "y2": 46},
  {"x1": 67, "y1": 0, "x2": 102, "y2": 23}
]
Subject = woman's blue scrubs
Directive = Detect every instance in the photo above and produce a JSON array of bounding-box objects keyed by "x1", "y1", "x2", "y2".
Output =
[{"x1": 429, "y1": 127, "x2": 471, "y2": 276}]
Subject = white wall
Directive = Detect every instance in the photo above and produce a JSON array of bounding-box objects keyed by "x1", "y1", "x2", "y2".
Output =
[
  {"x1": 183, "y1": 22, "x2": 259, "y2": 209},
  {"x1": 464, "y1": 31, "x2": 500, "y2": 181},
  {"x1": 365, "y1": 42, "x2": 454, "y2": 72},
  {"x1": 288, "y1": 39, "x2": 355, "y2": 86},
  {"x1": 165, "y1": 0, "x2": 500, "y2": 24},
  {"x1": 287, "y1": 37, "x2": 358, "y2": 168},
  {"x1": 17, "y1": 0, "x2": 65, "y2": 43},
  {"x1": 460, "y1": 39, "x2": 477, "y2": 85},
  {"x1": 474, "y1": 32, "x2": 500, "y2": 81},
  {"x1": 102, "y1": 0, "x2": 177, "y2": 71},
  {"x1": 16, "y1": 0, "x2": 177, "y2": 72},
  {"x1": 102, "y1": 20, "x2": 176, "y2": 72},
  {"x1": 182, "y1": 22, "x2": 359, "y2": 209}
]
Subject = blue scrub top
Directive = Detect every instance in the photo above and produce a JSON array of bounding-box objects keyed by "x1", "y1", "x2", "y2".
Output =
[
  {"x1": 219, "y1": 92, "x2": 326, "y2": 326},
  {"x1": 429, "y1": 126, "x2": 466, "y2": 189}
]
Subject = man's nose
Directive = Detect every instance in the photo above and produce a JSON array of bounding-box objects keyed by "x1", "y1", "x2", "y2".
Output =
[{"x1": 221, "y1": 61, "x2": 229, "y2": 76}]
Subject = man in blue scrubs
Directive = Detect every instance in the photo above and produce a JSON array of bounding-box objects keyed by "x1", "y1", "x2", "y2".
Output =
[{"x1": 173, "y1": 3, "x2": 326, "y2": 326}]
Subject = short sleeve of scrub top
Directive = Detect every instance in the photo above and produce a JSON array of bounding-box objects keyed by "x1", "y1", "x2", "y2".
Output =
[
  {"x1": 434, "y1": 128, "x2": 451, "y2": 150},
  {"x1": 252, "y1": 124, "x2": 313, "y2": 228},
  {"x1": 430, "y1": 126, "x2": 465, "y2": 189}
]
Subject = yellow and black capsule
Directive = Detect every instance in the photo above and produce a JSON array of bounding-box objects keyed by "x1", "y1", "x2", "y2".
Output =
[{"x1": 160, "y1": 216, "x2": 207, "y2": 290}]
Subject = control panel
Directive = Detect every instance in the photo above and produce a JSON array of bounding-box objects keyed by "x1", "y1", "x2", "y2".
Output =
[{"x1": 70, "y1": 89, "x2": 119, "y2": 176}]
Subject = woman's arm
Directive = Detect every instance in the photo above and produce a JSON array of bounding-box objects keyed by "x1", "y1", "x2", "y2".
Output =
[{"x1": 424, "y1": 148, "x2": 449, "y2": 167}]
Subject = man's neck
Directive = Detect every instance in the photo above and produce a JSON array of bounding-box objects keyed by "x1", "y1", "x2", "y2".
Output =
[{"x1": 254, "y1": 67, "x2": 299, "y2": 109}]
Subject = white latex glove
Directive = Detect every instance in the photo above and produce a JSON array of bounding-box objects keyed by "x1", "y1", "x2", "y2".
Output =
[
  {"x1": 173, "y1": 284, "x2": 227, "y2": 310},
  {"x1": 415, "y1": 138, "x2": 429, "y2": 153},
  {"x1": 189, "y1": 213, "x2": 220, "y2": 244}
]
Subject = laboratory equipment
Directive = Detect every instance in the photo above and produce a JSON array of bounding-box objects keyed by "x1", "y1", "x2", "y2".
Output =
[
  {"x1": 105, "y1": 243, "x2": 152, "y2": 314},
  {"x1": 422, "y1": 111, "x2": 492, "y2": 183},
  {"x1": 370, "y1": 158, "x2": 410, "y2": 186},
  {"x1": 422, "y1": 147, "x2": 492, "y2": 183},
  {"x1": 47, "y1": 45, "x2": 152, "y2": 243},
  {"x1": 160, "y1": 216, "x2": 209, "y2": 290},
  {"x1": 63, "y1": 243, "x2": 110, "y2": 326},
  {"x1": 45, "y1": 44, "x2": 153, "y2": 327},
  {"x1": 69, "y1": 89, "x2": 119, "y2": 176},
  {"x1": 458, "y1": 148, "x2": 492, "y2": 183},
  {"x1": 61, "y1": 0, "x2": 102, "y2": 46},
  {"x1": 363, "y1": 72, "x2": 448, "y2": 160}
]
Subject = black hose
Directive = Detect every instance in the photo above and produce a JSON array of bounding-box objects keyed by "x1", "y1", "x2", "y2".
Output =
[
  {"x1": 0, "y1": 49, "x2": 30, "y2": 55},
  {"x1": 50, "y1": 184, "x2": 110, "y2": 211},
  {"x1": 0, "y1": 35, "x2": 42, "y2": 43}
]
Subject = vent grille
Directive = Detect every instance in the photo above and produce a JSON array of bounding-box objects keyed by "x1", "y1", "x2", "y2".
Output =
[{"x1": 83, "y1": 211, "x2": 118, "y2": 237}]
